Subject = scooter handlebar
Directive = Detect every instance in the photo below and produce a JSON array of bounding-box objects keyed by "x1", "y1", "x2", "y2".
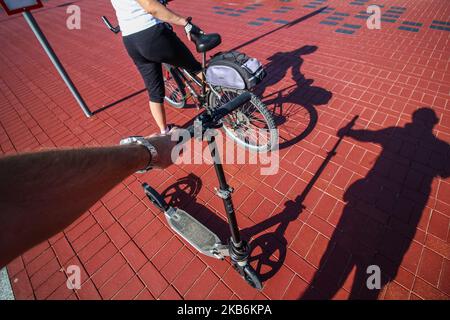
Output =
[
  {"x1": 181, "y1": 92, "x2": 251, "y2": 142},
  {"x1": 211, "y1": 92, "x2": 251, "y2": 123}
]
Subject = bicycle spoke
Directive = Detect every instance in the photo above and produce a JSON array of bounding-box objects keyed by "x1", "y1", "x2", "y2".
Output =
[
  {"x1": 212, "y1": 88, "x2": 274, "y2": 150},
  {"x1": 243, "y1": 126, "x2": 267, "y2": 145}
]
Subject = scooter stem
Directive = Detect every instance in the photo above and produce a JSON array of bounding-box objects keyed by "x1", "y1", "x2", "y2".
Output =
[{"x1": 207, "y1": 135, "x2": 242, "y2": 247}]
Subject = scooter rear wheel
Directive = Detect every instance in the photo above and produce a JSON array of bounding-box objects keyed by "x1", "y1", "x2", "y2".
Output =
[{"x1": 142, "y1": 183, "x2": 169, "y2": 212}]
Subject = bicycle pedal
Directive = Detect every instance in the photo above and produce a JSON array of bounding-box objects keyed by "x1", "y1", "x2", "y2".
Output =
[{"x1": 164, "y1": 207, "x2": 222, "y2": 257}]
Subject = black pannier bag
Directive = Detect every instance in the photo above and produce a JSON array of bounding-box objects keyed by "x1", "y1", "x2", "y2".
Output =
[{"x1": 205, "y1": 51, "x2": 266, "y2": 90}]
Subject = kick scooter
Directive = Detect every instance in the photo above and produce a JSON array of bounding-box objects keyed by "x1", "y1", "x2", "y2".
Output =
[{"x1": 142, "y1": 92, "x2": 263, "y2": 289}]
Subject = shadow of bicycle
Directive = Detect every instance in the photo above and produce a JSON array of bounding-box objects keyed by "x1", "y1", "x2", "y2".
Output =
[{"x1": 254, "y1": 45, "x2": 332, "y2": 150}]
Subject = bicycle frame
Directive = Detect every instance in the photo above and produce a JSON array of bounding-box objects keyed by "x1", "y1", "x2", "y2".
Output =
[{"x1": 167, "y1": 52, "x2": 222, "y2": 110}]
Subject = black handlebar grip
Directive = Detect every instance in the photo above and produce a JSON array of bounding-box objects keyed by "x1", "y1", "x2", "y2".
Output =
[
  {"x1": 211, "y1": 92, "x2": 251, "y2": 121},
  {"x1": 102, "y1": 16, "x2": 120, "y2": 34},
  {"x1": 101, "y1": 16, "x2": 113, "y2": 29}
]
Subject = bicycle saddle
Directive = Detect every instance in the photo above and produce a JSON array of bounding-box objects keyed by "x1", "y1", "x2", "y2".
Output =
[{"x1": 191, "y1": 33, "x2": 222, "y2": 53}]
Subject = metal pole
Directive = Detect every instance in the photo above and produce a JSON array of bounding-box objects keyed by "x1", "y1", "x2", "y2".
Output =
[{"x1": 22, "y1": 11, "x2": 92, "y2": 118}]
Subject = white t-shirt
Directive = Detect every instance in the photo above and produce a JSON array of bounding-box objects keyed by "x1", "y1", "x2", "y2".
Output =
[{"x1": 111, "y1": 0, "x2": 161, "y2": 36}]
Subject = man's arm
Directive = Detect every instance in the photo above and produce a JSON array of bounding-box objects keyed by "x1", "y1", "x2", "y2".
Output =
[
  {"x1": 0, "y1": 134, "x2": 175, "y2": 267},
  {"x1": 136, "y1": 0, "x2": 187, "y2": 26},
  {"x1": 338, "y1": 126, "x2": 392, "y2": 144}
]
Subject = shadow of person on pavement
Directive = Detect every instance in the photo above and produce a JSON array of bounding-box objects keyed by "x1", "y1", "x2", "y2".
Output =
[
  {"x1": 241, "y1": 116, "x2": 358, "y2": 282},
  {"x1": 254, "y1": 45, "x2": 332, "y2": 149},
  {"x1": 301, "y1": 108, "x2": 450, "y2": 299}
]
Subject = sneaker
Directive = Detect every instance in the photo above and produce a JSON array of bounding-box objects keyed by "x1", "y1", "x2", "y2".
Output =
[{"x1": 160, "y1": 124, "x2": 178, "y2": 135}]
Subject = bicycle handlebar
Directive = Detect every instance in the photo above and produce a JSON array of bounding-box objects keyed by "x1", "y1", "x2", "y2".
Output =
[
  {"x1": 101, "y1": 16, "x2": 120, "y2": 34},
  {"x1": 185, "y1": 16, "x2": 205, "y2": 44}
]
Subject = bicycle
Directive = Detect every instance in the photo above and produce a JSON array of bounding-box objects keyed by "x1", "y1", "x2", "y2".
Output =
[{"x1": 102, "y1": 5, "x2": 278, "y2": 152}]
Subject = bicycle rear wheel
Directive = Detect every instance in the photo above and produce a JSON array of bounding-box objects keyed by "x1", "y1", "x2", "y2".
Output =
[
  {"x1": 209, "y1": 87, "x2": 278, "y2": 152},
  {"x1": 163, "y1": 64, "x2": 186, "y2": 108}
]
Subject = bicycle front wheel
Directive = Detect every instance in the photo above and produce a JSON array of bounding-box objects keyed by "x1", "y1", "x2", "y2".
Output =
[
  {"x1": 163, "y1": 64, "x2": 186, "y2": 109},
  {"x1": 209, "y1": 87, "x2": 278, "y2": 152}
]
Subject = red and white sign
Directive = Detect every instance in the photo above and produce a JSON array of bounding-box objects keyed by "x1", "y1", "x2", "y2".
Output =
[{"x1": 0, "y1": 0, "x2": 43, "y2": 15}]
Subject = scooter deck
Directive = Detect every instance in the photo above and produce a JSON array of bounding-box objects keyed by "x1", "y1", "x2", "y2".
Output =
[{"x1": 165, "y1": 207, "x2": 222, "y2": 257}]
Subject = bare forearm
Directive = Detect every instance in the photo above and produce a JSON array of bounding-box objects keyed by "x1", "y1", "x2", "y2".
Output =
[
  {"x1": 137, "y1": 0, "x2": 186, "y2": 26},
  {"x1": 0, "y1": 144, "x2": 149, "y2": 267}
]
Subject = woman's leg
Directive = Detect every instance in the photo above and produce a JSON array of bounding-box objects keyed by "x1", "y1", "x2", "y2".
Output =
[
  {"x1": 123, "y1": 28, "x2": 169, "y2": 134},
  {"x1": 149, "y1": 101, "x2": 167, "y2": 133},
  {"x1": 136, "y1": 61, "x2": 168, "y2": 133},
  {"x1": 126, "y1": 24, "x2": 201, "y2": 133}
]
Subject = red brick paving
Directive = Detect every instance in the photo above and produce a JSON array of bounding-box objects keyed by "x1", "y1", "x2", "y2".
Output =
[{"x1": 1, "y1": 0, "x2": 449, "y2": 300}]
